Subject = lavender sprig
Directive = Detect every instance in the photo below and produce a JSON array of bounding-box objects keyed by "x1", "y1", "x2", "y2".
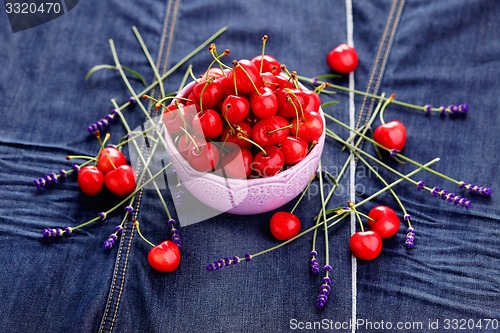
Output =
[
  {"x1": 206, "y1": 255, "x2": 242, "y2": 271},
  {"x1": 168, "y1": 219, "x2": 182, "y2": 249},
  {"x1": 405, "y1": 227, "x2": 415, "y2": 249},
  {"x1": 309, "y1": 251, "x2": 320, "y2": 275},
  {"x1": 316, "y1": 276, "x2": 332, "y2": 309},
  {"x1": 459, "y1": 181, "x2": 493, "y2": 196},
  {"x1": 430, "y1": 186, "x2": 472, "y2": 209},
  {"x1": 103, "y1": 225, "x2": 124, "y2": 250}
]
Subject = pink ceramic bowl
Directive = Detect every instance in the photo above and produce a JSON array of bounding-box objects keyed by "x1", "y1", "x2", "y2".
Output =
[{"x1": 165, "y1": 80, "x2": 325, "y2": 215}]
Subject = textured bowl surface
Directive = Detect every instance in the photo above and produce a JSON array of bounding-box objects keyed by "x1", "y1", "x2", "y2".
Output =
[{"x1": 165, "y1": 80, "x2": 326, "y2": 215}]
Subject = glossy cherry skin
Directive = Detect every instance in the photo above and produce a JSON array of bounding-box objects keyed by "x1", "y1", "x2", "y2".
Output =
[
  {"x1": 291, "y1": 111, "x2": 324, "y2": 143},
  {"x1": 326, "y1": 43, "x2": 359, "y2": 74},
  {"x1": 349, "y1": 230, "x2": 382, "y2": 260},
  {"x1": 192, "y1": 79, "x2": 225, "y2": 110},
  {"x1": 301, "y1": 90, "x2": 321, "y2": 113},
  {"x1": 104, "y1": 165, "x2": 137, "y2": 196},
  {"x1": 373, "y1": 120, "x2": 407, "y2": 152},
  {"x1": 186, "y1": 142, "x2": 220, "y2": 172},
  {"x1": 251, "y1": 55, "x2": 281, "y2": 75},
  {"x1": 221, "y1": 123, "x2": 252, "y2": 150},
  {"x1": 251, "y1": 115, "x2": 290, "y2": 147},
  {"x1": 281, "y1": 136, "x2": 308, "y2": 165},
  {"x1": 148, "y1": 240, "x2": 181, "y2": 273},
  {"x1": 97, "y1": 147, "x2": 127, "y2": 175},
  {"x1": 192, "y1": 110, "x2": 223, "y2": 139},
  {"x1": 227, "y1": 59, "x2": 262, "y2": 95},
  {"x1": 250, "y1": 86, "x2": 278, "y2": 119},
  {"x1": 222, "y1": 95, "x2": 250, "y2": 124},
  {"x1": 367, "y1": 206, "x2": 401, "y2": 239},
  {"x1": 221, "y1": 147, "x2": 253, "y2": 179},
  {"x1": 177, "y1": 134, "x2": 204, "y2": 159},
  {"x1": 276, "y1": 89, "x2": 307, "y2": 118},
  {"x1": 269, "y1": 211, "x2": 301, "y2": 241},
  {"x1": 78, "y1": 166, "x2": 104, "y2": 196},
  {"x1": 251, "y1": 146, "x2": 284, "y2": 178},
  {"x1": 163, "y1": 103, "x2": 192, "y2": 137}
]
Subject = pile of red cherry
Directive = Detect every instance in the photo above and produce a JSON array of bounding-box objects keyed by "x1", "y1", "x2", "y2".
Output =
[
  {"x1": 162, "y1": 53, "x2": 325, "y2": 179},
  {"x1": 78, "y1": 146, "x2": 136, "y2": 197}
]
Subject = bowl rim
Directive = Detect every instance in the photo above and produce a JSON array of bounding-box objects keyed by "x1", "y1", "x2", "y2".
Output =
[{"x1": 164, "y1": 77, "x2": 326, "y2": 187}]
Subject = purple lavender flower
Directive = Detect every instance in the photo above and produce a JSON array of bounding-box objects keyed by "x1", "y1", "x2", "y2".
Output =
[
  {"x1": 309, "y1": 251, "x2": 320, "y2": 275},
  {"x1": 416, "y1": 180, "x2": 425, "y2": 191},
  {"x1": 316, "y1": 276, "x2": 332, "y2": 309},
  {"x1": 42, "y1": 228, "x2": 64, "y2": 238},
  {"x1": 423, "y1": 104, "x2": 432, "y2": 114},
  {"x1": 103, "y1": 233, "x2": 118, "y2": 250},
  {"x1": 87, "y1": 109, "x2": 119, "y2": 133},
  {"x1": 405, "y1": 227, "x2": 415, "y2": 249},
  {"x1": 206, "y1": 256, "x2": 242, "y2": 271},
  {"x1": 98, "y1": 212, "x2": 107, "y2": 220},
  {"x1": 459, "y1": 181, "x2": 492, "y2": 196},
  {"x1": 124, "y1": 206, "x2": 134, "y2": 214},
  {"x1": 403, "y1": 214, "x2": 412, "y2": 222},
  {"x1": 430, "y1": 187, "x2": 472, "y2": 209}
]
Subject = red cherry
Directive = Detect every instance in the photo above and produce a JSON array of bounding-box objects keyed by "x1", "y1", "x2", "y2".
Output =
[
  {"x1": 260, "y1": 72, "x2": 282, "y2": 91},
  {"x1": 222, "y1": 95, "x2": 250, "y2": 124},
  {"x1": 281, "y1": 136, "x2": 308, "y2": 165},
  {"x1": 177, "y1": 134, "x2": 204, "y2": 159},
  {"x1": 104, "y1": 165, "x2": 136, "y2": 196},
  {"x1": 251, "y1": 55, "x2": 281, "y2": 75},
  {"x1": 301, "y1": 90, "x2": 321, "y2": 113},
  {"x1": 290, "y1": 111, "x2": 324, "y2": 143},
  {"x1": 349, "y1": 231, "x2": 382, "y2": 260},
  {"x1": 326, "y1": 43, "x2": 359, "y2": 74},
  {"x1": 251, "y1": 145, "x2": 284, "y2": 178},
  {"x1": 373, "y1": 120, "x2": 407, "y2": 152},
  {"x1": 367, "y1": 206, "x2": 401, "y2": 239},
  {"x1": 192, "y1": 79, "x2": 225, "y2": 110},
  {"x1": 97, "y1": 147, "x2": 127, "y2": 175},
  {"x1": 78, "y1": 166, "x2": 104, "y2": 196},
  {"x1": 250, "y1": 86, "x2": 278, "y2": 119},
  {"x1": 186, "y1": 142, "x2": 220, "y2": 172},
  {"x1": 227, "y1": 59, "x2": 262, "y2": 95},
  {"x1": 221, "y1": 147, "x2": 253, "y2": 179},
  {"x1": 269, "y1": 211, "x2": 301, "y2": 240},
  {"x1": 276, "y1": 89, "x2": 306, "y2": 118},
  {"x1": 251, "y1": 116, "x2": 290, "y2": 147},
  {"x1": 221, "y1": 123, "x2": 252, "y2": 150},
  {"x1": 192, "y1": 110, "x2": 223, "y2": 139},
  {"x1": 148, "y1": 240, "x2": 181, "y2": 272},
  {"x1": 163, "y1": 103, "x2": 193, "y2": 136}
]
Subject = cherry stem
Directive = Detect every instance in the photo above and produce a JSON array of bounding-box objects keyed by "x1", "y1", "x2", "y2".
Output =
[
  {"x1": 96, "y1": 132, "x2": 117, "y2": 169},
  {"x1": 66, "y1": 155, "x2": 96, "y2": 161},
  {"x1": 133, "y1": 219, "x2": 156, "y2": 248},
  {"x1": 179, "y1": 64, "x2": 194, "y2": 92},
  {"x1": 209, "y1": 45, "x2": 232, "y2": 71},
  {"x1": 236, "y1": 133, "x2": 267, "y2": 155},
  {"x1": 198, "y1": 77, "x2": 215, "y2": 114},
  {"x1": 379, "y1": 93, "x2": 396, "y2": 125},
  {"x1": 259, "y1": 35, "x2": 268, "y2": 74},
  {"x1": 180, "y1": 126, "x2": 201, "y2": 153},
  {"x1": 348, "y1": 200, "x2": 364, "y2": 232},
  {"x1": 285, "y1": 89, "x2": 306, "y2": 121},
  {"x1": 234, "y1": 61, "x2": 261, "y2": 96},
  {"x1": 266, "y1": 124, "x2": 293, "y2": 135}
]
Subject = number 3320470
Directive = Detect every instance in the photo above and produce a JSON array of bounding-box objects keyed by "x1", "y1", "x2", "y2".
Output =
[{"x1": 5, "y1": 2, "x2": 61, "y2": 14}]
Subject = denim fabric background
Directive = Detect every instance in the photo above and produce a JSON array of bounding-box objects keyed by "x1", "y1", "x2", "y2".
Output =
[{"x1": 0, "y1": 1, "x2": 498, "y2": 332}]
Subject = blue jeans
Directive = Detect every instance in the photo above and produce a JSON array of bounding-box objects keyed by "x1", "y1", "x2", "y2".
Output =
[{"x1": 0, "y1": 0, "x2": 498, "y2": 332}]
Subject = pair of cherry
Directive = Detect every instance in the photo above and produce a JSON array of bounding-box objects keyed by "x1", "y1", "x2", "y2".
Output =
[
  {"x1": 165, "y1": 53, "x2": 324, "y2": 179},
  {"x1": 349, "y1": 205, "x2": 401, "y2": 260},
  {"x1": 78, "y1": 147, "x2": 136, "y2": 196}
]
